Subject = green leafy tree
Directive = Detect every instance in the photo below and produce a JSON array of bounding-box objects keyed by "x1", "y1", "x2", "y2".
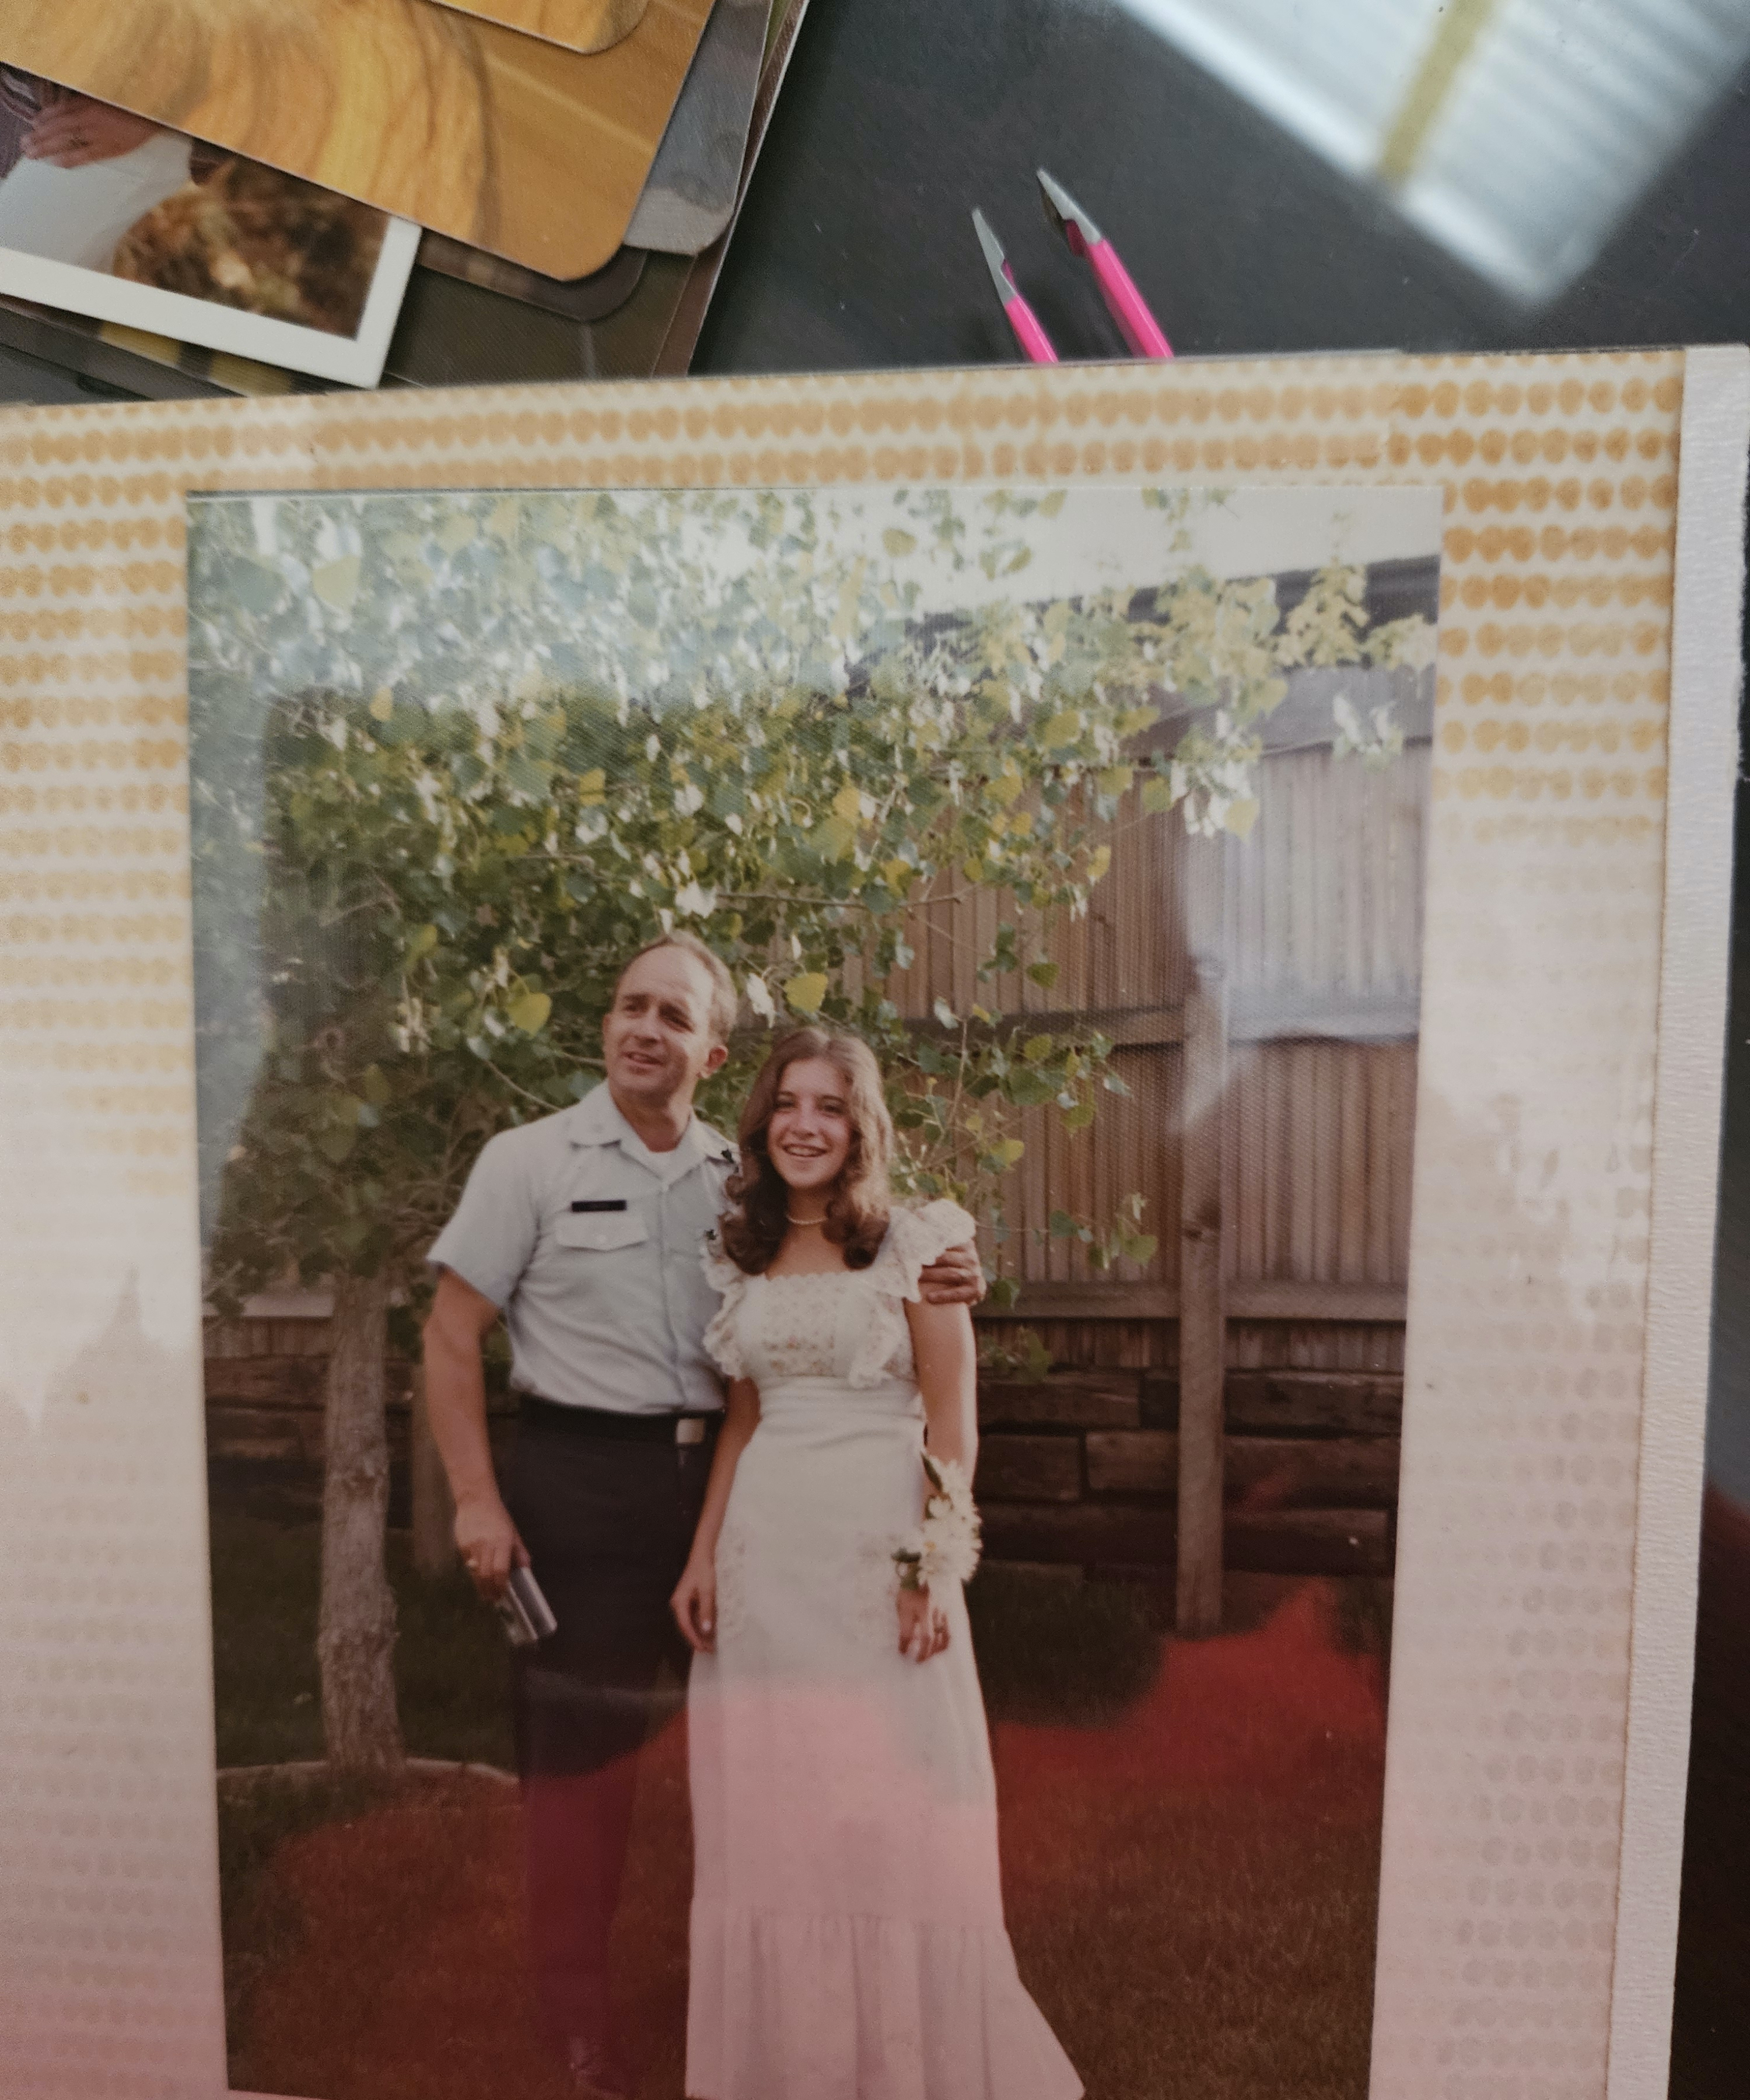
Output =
[{"x1": 187, "y1": 485, "x2": 1426, "y2": 1772}]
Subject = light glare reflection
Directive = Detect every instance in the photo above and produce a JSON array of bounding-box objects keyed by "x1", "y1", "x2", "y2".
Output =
[{"x1": 1115, "y1": 0, "x2": 1750, "y2": 301}]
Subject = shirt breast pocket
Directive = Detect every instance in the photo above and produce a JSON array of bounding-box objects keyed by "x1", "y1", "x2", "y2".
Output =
[{"x1": 553, "y1": 1212, "x2": 651, "y2": 1254}]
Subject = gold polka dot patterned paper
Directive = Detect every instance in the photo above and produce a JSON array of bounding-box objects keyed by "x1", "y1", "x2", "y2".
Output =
[{"x1": 0, "y1": 348, "x2": 1741, "y2": 2100}]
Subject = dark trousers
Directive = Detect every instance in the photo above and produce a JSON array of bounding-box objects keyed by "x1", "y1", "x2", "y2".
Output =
[{"x1": 503, "y1": 1402, "x2": 712, "y2": 2048}]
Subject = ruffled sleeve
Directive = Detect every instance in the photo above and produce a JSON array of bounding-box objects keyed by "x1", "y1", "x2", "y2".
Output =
[
  {"x1": 847, "y1": 1199, "x2": 981, "y2": 1387},
  {"x1": 880, "y1": 1199, "x2": 981, "y2": 1300},
  {"x1": 699, "y1": 1232, "x2": 751, "y2": 1380}
]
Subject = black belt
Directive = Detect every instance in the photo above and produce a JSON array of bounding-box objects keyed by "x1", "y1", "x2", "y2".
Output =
[{"x1": 519, "y1": 1395, "x2": 720, "y2": 1444}]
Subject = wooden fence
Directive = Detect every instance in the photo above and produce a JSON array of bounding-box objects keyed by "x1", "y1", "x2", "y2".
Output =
[
  {"x1": 201, "y1": 1320, "x2": 1401, "y2": 1587},
  {"x1": 888, "y1": 646, "x2": 1432, "y2": 1629},
  {"x1": 887, "y1": 661, "x2": 1426, "y2": 1330}
]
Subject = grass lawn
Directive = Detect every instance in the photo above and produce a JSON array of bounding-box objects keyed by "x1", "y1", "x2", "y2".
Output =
[{"x1": 211, "y1": 1506, "x2": 1388, "y2": 2099}]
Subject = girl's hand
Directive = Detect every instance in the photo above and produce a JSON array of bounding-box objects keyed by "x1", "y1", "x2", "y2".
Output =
[
  {"x1": 671, "y1": 1559, "x2": 718, "y2": 1654},
  {"x1": 897, "y1": 1583, "x2": 950, "y2": 1662}
]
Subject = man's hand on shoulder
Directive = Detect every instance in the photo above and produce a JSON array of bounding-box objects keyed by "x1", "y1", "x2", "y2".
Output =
[{"x1": 918, "y1": 1240, "x2": 986, "y2": 1307}]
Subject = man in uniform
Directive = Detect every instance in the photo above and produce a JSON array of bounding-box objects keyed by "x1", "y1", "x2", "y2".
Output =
[{"x1": 422, "y1": 932, "x2": 982, "y2": 2096}]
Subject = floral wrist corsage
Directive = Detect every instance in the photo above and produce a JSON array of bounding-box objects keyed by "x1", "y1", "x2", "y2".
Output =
[{"x1": 894, "y1": 1452, "x2": 982, "y2": 1594}]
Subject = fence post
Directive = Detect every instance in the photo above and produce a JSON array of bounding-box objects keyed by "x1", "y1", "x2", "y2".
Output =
[
  {"x1": 1177, "y1": 831, "x2": 1228, "y2": 1637},
  {"x1": 410, "y1": 1364, "x2": 456, "y2": 1579}
]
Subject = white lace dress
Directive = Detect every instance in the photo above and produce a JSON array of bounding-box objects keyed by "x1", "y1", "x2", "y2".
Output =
[{"x1": 686, "y1": 1199, "x2": 1082, "y2": 2100}]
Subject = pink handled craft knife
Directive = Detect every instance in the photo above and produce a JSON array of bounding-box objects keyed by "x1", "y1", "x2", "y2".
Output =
[
  {"x1": 971, "y1": 207, "x2": 1059, "y2": 365},
  {"x1": 1036, "y1": 168, "x2": 1172, "y2": 360}
]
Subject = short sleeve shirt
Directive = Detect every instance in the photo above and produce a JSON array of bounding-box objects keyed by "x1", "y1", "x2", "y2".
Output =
[{"x1": 426, "y1": 1083, "x2": 737, "y2": 1415}]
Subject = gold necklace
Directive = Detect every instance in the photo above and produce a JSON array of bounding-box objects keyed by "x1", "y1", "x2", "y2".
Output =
[{"x1": 785, "y1": 1211, "x2": 828, "y2": 1227}]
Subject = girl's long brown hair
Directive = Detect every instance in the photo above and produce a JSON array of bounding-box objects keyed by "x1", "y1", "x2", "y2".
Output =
[{"x1": 718, "y1": 1026, "x2": 894, "y2": 1275}]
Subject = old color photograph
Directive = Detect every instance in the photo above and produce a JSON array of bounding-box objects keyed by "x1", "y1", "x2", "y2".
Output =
[{"x1": 185, "y1": 477, "x2": 1441, "y2": 2100}]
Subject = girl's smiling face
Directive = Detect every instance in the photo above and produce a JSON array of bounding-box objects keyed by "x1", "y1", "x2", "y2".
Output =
[{"x1": 766, "y1": 1055, "x2": 854, "y2": 1201}]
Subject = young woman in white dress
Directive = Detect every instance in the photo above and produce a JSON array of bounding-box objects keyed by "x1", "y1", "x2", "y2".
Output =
[{"x1": 670, "y1": 1025, "x2": 1081, "y2": 2100}]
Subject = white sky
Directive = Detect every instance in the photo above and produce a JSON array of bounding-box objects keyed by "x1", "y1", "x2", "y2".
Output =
[
  {"x1": 897, "y1": 482, "x2": 1446, "y2": 612},
  {"x1": 673, "y1": 482, "x2": 1445, "y2": 617}
]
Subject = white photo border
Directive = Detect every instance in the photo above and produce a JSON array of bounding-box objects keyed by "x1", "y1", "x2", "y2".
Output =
[{"x1": 0, "y1": 214, "x2": 420, "y2": 387}]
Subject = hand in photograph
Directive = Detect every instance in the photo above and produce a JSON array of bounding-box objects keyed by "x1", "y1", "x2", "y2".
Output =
[
  {"x1": 897, "y1": 1584, "x2": 950, "y2": 1662},
  {"x1": 23, "y1": 93, "x2": 162, "y2": 169},
  {"x1": 453, "y1": 1489, "x2": 527, "y2": 1602},
  {"x1": 670, "y1": 1556, "x2": 718, "y2": 1654},
  {"x1": 916, "y1": 1239, "x2": 986, "y2": 1305}
]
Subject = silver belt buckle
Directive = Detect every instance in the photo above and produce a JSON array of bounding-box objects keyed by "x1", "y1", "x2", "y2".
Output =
[{"x1": 675, "y1": 1416, "x2": 706, "y2": 1447}]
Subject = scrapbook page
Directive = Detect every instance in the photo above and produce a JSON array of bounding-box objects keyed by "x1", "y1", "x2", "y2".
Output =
[{"x1": 0, "y1": 347, "x2": 1742, "y2": 2100}]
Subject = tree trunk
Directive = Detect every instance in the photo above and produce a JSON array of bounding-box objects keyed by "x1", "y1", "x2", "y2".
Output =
[{"x1": 318, "y1": 1271, "x2": 404, "y2": 1776}]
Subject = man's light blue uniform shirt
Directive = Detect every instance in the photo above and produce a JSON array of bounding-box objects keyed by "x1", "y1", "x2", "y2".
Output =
[{"x1": 426, "y1": 1082, "x2": 737, "y2": 1416}]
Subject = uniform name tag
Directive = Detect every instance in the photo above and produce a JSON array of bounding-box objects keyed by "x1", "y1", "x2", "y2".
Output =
[{"x1": 570, "y1": 1199, "x2": 628, "y2": 1213}]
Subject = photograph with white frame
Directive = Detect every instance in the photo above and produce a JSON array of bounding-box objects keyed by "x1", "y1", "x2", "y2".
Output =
[{"x1": 0, "y1": 68, "x2": 418, "y2": 387}]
